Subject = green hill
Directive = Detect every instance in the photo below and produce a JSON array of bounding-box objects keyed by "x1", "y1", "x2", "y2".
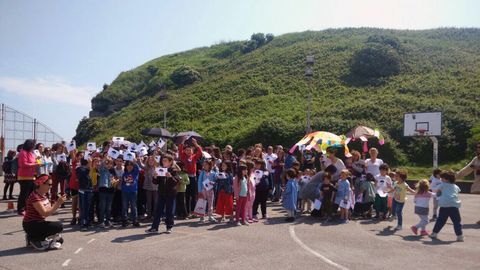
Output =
[{"x1": 74, "y1": 28, "x2": 480, "y2": 166}]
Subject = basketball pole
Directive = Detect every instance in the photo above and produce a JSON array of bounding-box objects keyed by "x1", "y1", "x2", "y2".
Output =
[{"x1": 429, "y1": 136, "x2": 438, "y2": 168}]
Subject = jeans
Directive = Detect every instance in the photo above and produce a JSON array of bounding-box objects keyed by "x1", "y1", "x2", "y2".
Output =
[
  {"x1": 392, "y1": 200, "x2": 404, "y2": 226},
  {"x1": 273, "y1": 174, "x2": 282, "y2": 200},
  {"x1": 145, "y1": 190, "x2": 158, "y2": 217},
  {"x1": 151, "y1": 195, "x2": 176, "y2": 230},
  {"x1": 121, "y1": 191, "x2": 138, "y2": 223},
  {"x1": 185, "y1": 176, "x2": 197, "y2": 214},
  {"x1": 18, "y1": 180, "x2": 35, "y2": 213},
  {"x1": 98, "y1": 191, "x2": 114, "y2": 224},
  {"x1": 433, "y1": 207, "x2": 463, "y2": 236},
  {"x1": 89, "y1": 191, "x2": 100, "y2": 223},
  {"x1": 78, "y1": 190, "x2": 93, "y2": 227}
]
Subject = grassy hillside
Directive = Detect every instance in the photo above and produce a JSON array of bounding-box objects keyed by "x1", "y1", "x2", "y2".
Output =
[{"x1": 75, "y1": 28, "x2": 480, "y2": 166}]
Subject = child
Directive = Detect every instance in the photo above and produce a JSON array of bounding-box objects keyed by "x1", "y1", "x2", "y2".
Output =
[
  {"x1": 69, "y1": 150, "x2": 83, "y2": 225},
  {"x1": 215, "y1": 161, "x2": 234, "y2": 222},
  {"x1": 283, "y1": 169, "x2": 299, "y2": 222},
  {"x1": 387, "y1": 172, "x2": 396, "y2": 219},
  {"x1": 142, "y1": 156, "x2": 158, "y2": 221},
  {"x1": 121, "y1": 160, "x2": 140, "y2": 227},
  {"x1": 374, "y1": 164, "x2": 392, "y2": 220},
  {"x1": 429, "y1": 168, "x2": 442, "y2": 221},
  {"x1": 97, "y1": 157, "x2": 117, "y2": 227},
  {"x1": 234, "y1": 164, "x2": 249, "y2": 225},
  {"x1": 430, "y1": 170, "x2": 463, "y2": 242},
  {"x1": 391, "y1": 170, "x2": 415, "y2": 230},
  {"x1": 360, "y1": 173, "x2": 376, "y2": 218},
  {"x1": 298, "y1": 169, "x2": 312, "y2": 214},
  {"x1": 320, "y1": 173, "x2": 336, "y2": 221},
  {"x1": 2, "y1": 150, "x2": 16, "y2": 200},
  {"x1": 245, "y1": 161, "x2": 256, "y2": 223},
  {"x1": 76, "y1": 158, "x2": 93, "y2": 231},
  {"x1": 197, "y1": 159, "x2": 218, "y2": 223},
  {"x1": 89, "y1": 157, "x2": 100, "y2": 225},
  {"x1": 111, "y1": 156, "x2": 124, "y2": 223},
  {"x1": 411, "y1": 179, "x2": 433, "y2": 236},
  {"x1": 146, "y1": 155, "x2": 181, "y2": 234},
  {"x1": 176, "y1": 162, "x2": 190, "y2": 220},
  {"x1": 335, "y1": 170, "x2": 352, "y2": 224},
  {"x1": 252, "y1": 159, "x2": 272, "y2": 220}
]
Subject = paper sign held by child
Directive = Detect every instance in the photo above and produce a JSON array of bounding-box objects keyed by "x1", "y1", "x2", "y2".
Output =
[
  {"x1": 155, "y1": 167, "x2": 167, "y2": 177},
  {"x1": 87, "y1": 142, "x2": 96, "y2": 151}
]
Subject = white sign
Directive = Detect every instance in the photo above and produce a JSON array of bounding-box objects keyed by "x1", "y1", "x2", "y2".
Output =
[
  {"x1": 301, "y1": 175, "x2": 311, "y2": 184},
  {"x1": 139, "y1": 147, "x2": 148, "y2": 157},
  {"x1": 203, "y1": 180, "x2": 214, "y2": 191},
  {"x1": 129, "y1": 143, "x2": 138, "y2": 153},
  {"x1": 217, "y1": 172, "x2": 227, "y2": 179},
  {"x1": 84, "y1": 151, "x2": 91, "y2": 160},
  {"x1": 157, "y1": 138, "x2": 166, "y2": 148},
  {"x1": 108, "y1": 148, "x2": 120, "y2": 159},
  {"x1": 112, "y1": 136, "x2": 124, "y2": 142},
  {"x1": 138, "y1": 140, "x2": 148, "y2": 149},
  {"x1": 34, "y1": 149, "x2": 41, "y2": 157},
  {"x1": 56, "y1": 154, "x2": 67, "y2": 162},
  {"x1": 155, "y1": 167, "x2": 167, "y2": 177},
  {"x1": 403, "y1": 112, "x2": 442, "y2": 137},
  {"x1": 123, "y1": 151, "x2": 136, "y2": 161},
  {"x1": 155, "y1": 155, "x2": 161, "y2": 164},
  {"x1": 67, "y1": 140, "x2": 76, "y2": 152},
  {"x1": 149, "y1": 140, "x2": 157, "y2": 148},
  {"x1": 202, "y1": 151, "x2": 212, "y2": 159},
  {"x1": 87, "y1": 142, "x2": 96, "y2": 151}
]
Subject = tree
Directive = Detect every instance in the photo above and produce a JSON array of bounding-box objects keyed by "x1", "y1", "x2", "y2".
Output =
[
  {"x1": 241, "y1": 40, "x2": 258, "y2": 54},
  {"x1": 266, "y1": 33, "x2": 274, "y2": 43},
  {"x1": 350, "y1": 44, "x2": 401, "y2": 78},
  {"x1": 102, "y1": 83, "x2": 109, "y2": 91},
  {"x1": 73, "y1": 117, "x2": 106, "y2": 145},
  {"x1": 367, "y1": 35, "x2": 401, "y2": 50},
  {"x1": 147, "y1": 65, "x2": 159, "y2": 76},
  {"x1": 251, "y1": 33, "x2": 266, "y2": 47},
  {"x1": 170, "y1": 65, "x2": 201, "y2": 87}
]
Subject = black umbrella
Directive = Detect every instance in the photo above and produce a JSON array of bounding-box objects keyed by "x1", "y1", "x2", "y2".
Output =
[
  {"x1": 173, "y1": 131, "x2": 204, "y2": 145},
  {"x1": 141, "y1": 128, "x2": 173, "y2": 138}
]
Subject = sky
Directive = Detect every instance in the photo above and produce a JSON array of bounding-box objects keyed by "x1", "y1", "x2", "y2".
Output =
[{"x1": 1, "y1": 0, "x2": 479, "y2": 141}]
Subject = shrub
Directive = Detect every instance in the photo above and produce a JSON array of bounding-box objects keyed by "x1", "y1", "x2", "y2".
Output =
[
  {"x1": 350, "y1": 44, "x2": 401, "y2": 78},
  {"x1": 170, "y1": 65, "x2": 201, "y2": 87}
]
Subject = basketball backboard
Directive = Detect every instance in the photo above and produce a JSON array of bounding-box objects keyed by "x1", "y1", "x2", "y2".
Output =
[{"x1": 404, "y1": 112, "x2": 442, "y2": 136}]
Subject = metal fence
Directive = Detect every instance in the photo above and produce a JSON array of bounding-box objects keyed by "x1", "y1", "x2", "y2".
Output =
[{"x1": 0, "y1": 103, "x2": 64, "y2": 172}]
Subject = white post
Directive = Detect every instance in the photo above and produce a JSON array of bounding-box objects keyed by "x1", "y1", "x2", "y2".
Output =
[{"x1": 429, "y1": 136, "x2": 438, "y2": 168}]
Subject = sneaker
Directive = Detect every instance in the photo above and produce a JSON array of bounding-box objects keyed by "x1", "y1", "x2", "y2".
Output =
[
  {"x1": 70, "y1": 218, "x2": 77, "y2": 225},
  {"x1": 411, "y1": 226, "x2": 418, "y2": 235},
  {"x1": 253, "y1": 215, "x2": 258, "y2": 220},
  {"x1": 457, "y1": 235, "x2": 464, "y2": 242},
  {"x1": 430, "y1": 215, "x2": 437, "y2": 222},
  {"x1": 420, "y1": 230, "x2": 429, "y2": 236},
  {"x1": 2, "y1": 196, "x2": 7, "y2": 200},
  {"x1": 242, "y1": 221, "x2": 250, "y2": 226},
  {"x1": 133, "y1": 222, "x2": 141, "y2": 227},
  {"x1": 208, "y1": 216, "x2": 216, "y2": 223},
  {"x1": 236, "y1": 221, "x2": 242, "y2": 226},
  {"x1": 30, "y1": 241, "x2": 48, "y2": 251},
  {"x1": 199, "y1": 217, "x2": 205, "y2": 223},
  {"x1": 145, "y1": 228, "x2": 159, "y2": 234},
  {"x1": 105, "y1": 222, "x2": 112, "y2": 228},
  {"x1": 98, "y1": 223, "x2": 105, "y2": 228},
  {"x1": 80, "y1": 226, "x2": 88, "y2": 232},
  {"x1": 219, "y1": 217, "x2": 226, "y2": 223},
  {"x1": 261, "y1": 215, "x2": 268, "y2": 219},
  {"x1": 49, "y1": 241, "x2": 62, "y2": 250},
  {"x1": 394, "y1": 225, "x2": 402, "y2": 230},
  {"x1": 429, "y1": 232, "x2": 438, "y2": 239},
  {"x1": 166, "y1": 228, "x2": 172, "y2": 234}
]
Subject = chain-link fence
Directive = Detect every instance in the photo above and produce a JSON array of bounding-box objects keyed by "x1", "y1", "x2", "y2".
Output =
[{"x1": 0, "y1": 103, "x2": 64, "y2": 174}]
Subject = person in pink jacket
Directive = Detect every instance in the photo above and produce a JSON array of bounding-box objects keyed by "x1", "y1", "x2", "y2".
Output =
[{"x1": 17, "y1": 139, "x2": 40, "y2": 215}]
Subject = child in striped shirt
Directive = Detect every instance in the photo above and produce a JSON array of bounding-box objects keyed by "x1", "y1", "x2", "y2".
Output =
[{"x1": 411, "y1": 179, "x2": 433, "y2": 236}]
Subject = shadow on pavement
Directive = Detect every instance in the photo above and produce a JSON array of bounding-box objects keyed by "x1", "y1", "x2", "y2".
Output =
[
  {"x1": 111, "y1": 233, "x2": 159, "y2": 243},
  {"x1": 376, "y1": 226, "x2": 396, "y2": 236},
  {"x1": 462, "y1": 223, "x2": 480, "y2": 230},
  {"x1": 0, "y1": 246, "x2": 36, "y2": 257}
]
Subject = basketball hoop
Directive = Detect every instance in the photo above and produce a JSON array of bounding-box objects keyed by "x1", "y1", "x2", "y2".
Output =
[{"x1": 416, "y1": 129, "x2": 427, "y2": 136}]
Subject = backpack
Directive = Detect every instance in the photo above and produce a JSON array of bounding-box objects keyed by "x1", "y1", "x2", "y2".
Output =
[{"x1": 363, "y1": 181, "x2": 376, "y2": 203}]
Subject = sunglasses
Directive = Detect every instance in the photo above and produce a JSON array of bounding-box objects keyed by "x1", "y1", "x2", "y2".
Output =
[{"x1": 44, "y1": 182, "x2": 53, "y2": 186}]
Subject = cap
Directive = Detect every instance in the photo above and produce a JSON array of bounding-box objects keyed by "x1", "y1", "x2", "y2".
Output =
[{"x1": 34, "y1": 174, "x2": 50, "y2": 186}]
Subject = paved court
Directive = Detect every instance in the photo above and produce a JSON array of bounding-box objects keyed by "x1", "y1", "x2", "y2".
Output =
[{"x1": 0, "y1": 183, "x2": 479, "y2": 270}]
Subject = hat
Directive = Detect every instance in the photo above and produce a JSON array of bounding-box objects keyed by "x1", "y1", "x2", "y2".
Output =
[{"x1": 34, "y1": 174, "x2": 50, "y2": 186}]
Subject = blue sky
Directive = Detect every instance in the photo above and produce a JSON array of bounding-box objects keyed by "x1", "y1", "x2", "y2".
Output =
[{"x1": 1, "y1": 0, "x2": 479, "y2": 140}]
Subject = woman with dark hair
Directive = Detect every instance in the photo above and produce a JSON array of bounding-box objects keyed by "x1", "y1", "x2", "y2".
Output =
[
  {"x1": 17, "y1": 139, "x2": 40, "y2": 215},
  {"x1": 23, "y1": 174, "x2": 65, "y2": 250}
]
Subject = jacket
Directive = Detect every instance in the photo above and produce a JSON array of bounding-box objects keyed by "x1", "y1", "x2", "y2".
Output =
[
  {"x1": 17, "y1": 150, "x2": 36, "y2": 180},
  {"x1": 282, "y1": 179, "x2": 298, "y2": 211},
  {"x1": 122, "y1": 164, "x2": 140, "y2": 193},
  {"x1": 255, "y1": 171, "x2": 272, "y2": 192},
  {"x1": 216, "y1": 173, "x2": 233, "y2": 194},
  {"x1": 198, "y1": 170, "x2": 218, "y2": 193},
  {"x1": 76, "y1": 166, "x2": 93, "y2": 191},
  {"x1": 177, "y1": 172, "x2": 190, "y2": 193},
  {"x1": 154, "y1": 167, "x2": 181, "y2": 197}
]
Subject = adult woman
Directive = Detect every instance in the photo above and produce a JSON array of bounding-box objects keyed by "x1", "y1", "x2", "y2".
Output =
[
  {"x1": 17, "y1": 139, "x2": 40, "y2": 215},
  {"x1": 272, "y1": 149, "x2": 285, "y2": 202},
  {"x1": 51, "y1": 143, "x2": 69, "y2": 204},
  {"x1": 2, "y1": 150, "x2": 17, "y2": 200},
  {"x1": 321, "y1": 147, "x2": 346, "y2": 182},
  {"x1": 23, "y1": 174, "x2": 65, "y2": 250},
  {"x1": 365, "y1": 148, "x2": 383, "y2": 177}
]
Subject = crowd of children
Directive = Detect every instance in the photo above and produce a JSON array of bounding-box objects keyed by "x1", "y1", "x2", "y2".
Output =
[{"x1": 3, "y1": 138, "x2": 475, "y2": 250}]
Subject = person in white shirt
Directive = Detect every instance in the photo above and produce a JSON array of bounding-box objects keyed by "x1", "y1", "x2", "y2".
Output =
[
  {"x1": 365, "y1": 148, "x2": 383, "y2": 176},
  {"x1": 429, "y1": 168, "x2": 442, "y2": 221},
  {"x1": 322, "y1": 147, "x2": 345, "y2": 182},
  {"x1": 264, "y1": 146, "x2": 277, "y2": 200},
  {"x1": 374, "y1": 163, "x2": 392, "y2": 220}
]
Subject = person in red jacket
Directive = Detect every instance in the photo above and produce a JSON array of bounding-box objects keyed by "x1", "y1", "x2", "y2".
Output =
[{"x1": 178, "y1": 138, "x2": 203, "y2": 216}]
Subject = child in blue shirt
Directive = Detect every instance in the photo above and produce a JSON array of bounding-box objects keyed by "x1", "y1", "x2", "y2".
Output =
[
  {"x1": 283, "y1": 169, "x2": 299, "y2": 222},
  {"x1": 121, "y1": 160, "x2": 140, "y2": 227},
  {"x1": 335, "y1": 170, "x2": 352, "y2": 224},
  {"x1": 430, "y1": 170, "x2": 463, "y2": 242}
]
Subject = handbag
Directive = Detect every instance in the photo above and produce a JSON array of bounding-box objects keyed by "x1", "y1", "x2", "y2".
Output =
[{"x1": 193, "y1": 198, "x2": 207, "y2": 216}]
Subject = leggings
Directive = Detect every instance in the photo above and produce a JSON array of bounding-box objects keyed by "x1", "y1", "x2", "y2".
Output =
[
  {"x1": 235, "y1": 196, "x2": 248, "y2": 222},
  {"x1": 415, "y1": 214, "x2": 429, "y2": 230}
]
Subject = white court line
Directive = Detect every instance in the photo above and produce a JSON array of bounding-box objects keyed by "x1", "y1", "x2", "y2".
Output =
[
  {"x1": 289, "y1": 226, "x2": 350, "y2": 270},
  {"x1": 74, "y1": 247, "x2": 83, "y2": 254},
  {"x1": 62, "y1": 259, "x2": 71, "y2": 267},
  {"x1": 87, "y1": 238, "x2": 96, "y2": 244}
]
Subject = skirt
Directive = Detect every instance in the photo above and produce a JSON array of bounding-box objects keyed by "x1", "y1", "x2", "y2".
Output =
[{"x1": 4, "y1": 173, "x2": 16, "y2": 184}]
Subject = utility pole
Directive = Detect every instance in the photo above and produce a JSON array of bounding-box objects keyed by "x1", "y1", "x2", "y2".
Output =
[{"x1": 305, "y1": 55, "x2": 314, "y2": 134}]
